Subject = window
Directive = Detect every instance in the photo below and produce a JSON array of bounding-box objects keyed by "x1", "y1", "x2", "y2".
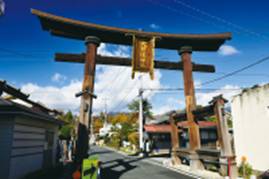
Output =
[
  {"x1": 209, "y1": 131, "x2": 217, "y2": 140},
  {"x1": 201, "y1": 131, "x2": 209, "y2": 139}
]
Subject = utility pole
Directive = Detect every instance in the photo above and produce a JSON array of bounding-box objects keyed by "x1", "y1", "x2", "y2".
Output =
[
  {"x1": 138, "y1": 75, "x2": 144, "y2": 155},
  {"x1": 138, "y1": 88, "x2": 144, "y2": 154},
  {"x1": 103, "y1": 97, "x2": 108, "y2": 126}
]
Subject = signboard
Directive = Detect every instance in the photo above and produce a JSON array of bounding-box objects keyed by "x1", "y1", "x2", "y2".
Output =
[
  {"x1": 132, "y1": 36, "x2": 155, "y2": 80},
  {"x1": 82, "y1": 155, "x2": 99, "y2": 179}
]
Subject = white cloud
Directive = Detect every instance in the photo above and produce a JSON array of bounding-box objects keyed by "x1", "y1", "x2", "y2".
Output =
[
  {"x1": 21, "y1": 80, "x2": 82, "y2": 113},
  {"x1": 152, "y1": 97, "x2": 184, "y2": 115},
  {"x1": 194, "y1": 80, "x2": 202, "y2": 89},
  {"x1": 94, "y1": 67, "x2": 163, "y2": 114},
  {"x1": 149, "y1": 23, "x2": 160, "y2": 30},
  {"x1": 20, "y1": 44, "x2": 163, "y2": 114},
  {"x1": 218, "y1": 45, "x2": 239, "y2": 56},
  {"x1": 97, "y1": 43, "x2": 130, "y2": 57},
  {"x1": 51, "y1": 73, "x2": 67, "y2": 83},
  {"x1": 196, "y1": 85, "x2": 241, "y2": 106}
]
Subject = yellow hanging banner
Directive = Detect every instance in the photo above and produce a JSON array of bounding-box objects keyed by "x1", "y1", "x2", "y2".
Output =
[{"x1": 132, "y1": 36, "x2": 155, "y2": 80}]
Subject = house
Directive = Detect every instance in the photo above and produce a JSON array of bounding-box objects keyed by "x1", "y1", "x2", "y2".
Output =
[
  {"x1": 144, "y1": 114, "x2": 218, "y2": 153},
  {"x1": 231, "y1": 84, "x2": 269, "y2": 172},
  {"x1": 0, "y1": 81, "x2": 63, "y2": 179}
]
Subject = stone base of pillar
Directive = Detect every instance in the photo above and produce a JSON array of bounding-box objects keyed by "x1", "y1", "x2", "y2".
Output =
[
  {"x1": 219, "y1": 157, "x2": 238, "y2": 179},
  {"x1": 229, "y1": 164, "x2": 238, "y2": 179},
  {"x1": 171, "y1": 149, "x2": 181, "y2": 165},
  {"x1": 189, "y1": 153, "x2": 204, "y2": 170},
  {"x1": 171, "y1": 155, "x2": 181, "y2": 166}
]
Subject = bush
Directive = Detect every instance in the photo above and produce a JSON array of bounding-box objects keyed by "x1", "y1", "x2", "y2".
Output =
[
  {"x1": 128, "y1": 132, "x2": 139, "y2": 148},
  {"x1": 238, "y1": 157, "x2": 253, "y2": 179},
  {"x1": 108, "y1": 133, "x2": 121, "y2": 149}
]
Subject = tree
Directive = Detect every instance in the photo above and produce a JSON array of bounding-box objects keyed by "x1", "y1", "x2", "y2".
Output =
[
  {"x1": 58, "y1": 111, "x2": 76, "y2": 139},
  {"x1": 128, "y1": 98, "x2": 153, "y2": 117},
  {"x1": 128, "y1": 132, "x2": 139, "y2": 148},
  {"x1": 92, "y1": 116, "x2": 104, "y2": 134},
  {"x1": 104, "y1": 112, "x2": 138, "y2": 148}
]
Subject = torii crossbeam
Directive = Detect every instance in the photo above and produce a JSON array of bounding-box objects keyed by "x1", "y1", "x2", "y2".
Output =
[{"x1": 31, "y1": 9, "x2": 231, "y2": 168}]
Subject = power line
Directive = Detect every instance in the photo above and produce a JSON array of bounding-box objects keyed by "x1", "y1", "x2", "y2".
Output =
[
  {"x1": 109, "y1": 79, "x2": 140, "y2": 113},
  {"x1": 147, "y1": 0, "x2": 242, "y2": 35},
  {"x1": 173, "y1": 0, "x2": 269, "y2": 40},
  {"x1": 143, "y1": 87, "x2": 241, "y2": 92},
  {"x1": 98, "y1": 67, "x2": 128, "y2": 96},
  {"x1": 147, "y1": 0, "x2": 268, "y2": 40},
  {"x1": 201, "y1": 55, "x2": 269, "y2": 86},
  {"x1": 105, "y1": 68, "x2": 132, "y2": 111},
  {"x1": 214, "y1": 72, "x2": 269, "y2": 77},
  {"x1": 110, "y1": 92, "x2": 138, "y2": 113}
]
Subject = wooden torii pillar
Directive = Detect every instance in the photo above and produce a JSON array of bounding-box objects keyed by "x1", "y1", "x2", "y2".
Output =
[
  {"x1": 75, "y1": 36, "x2": 100, "y2": 163},
  {"x1": 179, "y1": 46, "x2": 204, "y2": 169},
  {"x1": 210, "y1": 95, "x2": 237, "y2": 178}
]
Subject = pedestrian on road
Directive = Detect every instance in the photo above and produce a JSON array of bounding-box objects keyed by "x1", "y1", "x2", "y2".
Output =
[{"x1": 68, "y1": 140, "x2": 73, "y2": 161}]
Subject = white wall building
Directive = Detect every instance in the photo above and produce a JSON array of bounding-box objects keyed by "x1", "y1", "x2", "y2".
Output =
[
  {"x1": 231, "y1": 84, "x2": 269, "y2": 171},
  {"x1": 99, "y1": 123, "x2": 112, "y2": 137}
]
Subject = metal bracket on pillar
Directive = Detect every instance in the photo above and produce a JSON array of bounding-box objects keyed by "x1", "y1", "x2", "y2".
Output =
[
  {"x1": 179, "y1": 46, "x2": 192, "y2": 55},
  {"x1": 75, "y1": 88, "x2": 97, "y2": 99},
  {"x1": 85, "y1": 36, "x2": 101, "y2": 46}
]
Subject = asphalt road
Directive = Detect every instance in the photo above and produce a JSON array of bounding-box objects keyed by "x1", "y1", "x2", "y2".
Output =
[{"x1": 89, "y1": 146, "x2": 195, "y2": 179}]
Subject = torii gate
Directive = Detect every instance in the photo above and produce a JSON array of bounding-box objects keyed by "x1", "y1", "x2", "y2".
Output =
[{"x1": 31, "y1": 9, "x2": 231, "y2": 167}]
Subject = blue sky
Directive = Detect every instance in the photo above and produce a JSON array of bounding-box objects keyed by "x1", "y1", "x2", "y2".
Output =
[{"x1": 1, "y1": 0, "x2": 269, "y2": 114}]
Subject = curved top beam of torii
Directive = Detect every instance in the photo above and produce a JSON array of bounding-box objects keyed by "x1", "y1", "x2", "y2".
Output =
[{"x1": 31, "y1": 9, "x2": 231, "y2": 51}]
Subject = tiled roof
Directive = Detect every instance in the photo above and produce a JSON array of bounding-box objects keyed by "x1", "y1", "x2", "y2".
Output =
[
  {"x1": 0, "y1": 97, "x2": 63, "y2": 125},
  {"x1": 178, "y1": 121, "x2": 216, "y2": 128},
  {"x1": 144, "y1": 121, "x2": 216, "y2": 133},
  {"x1": 144, "y1": 125, "x2": 173, "y2": 133}
]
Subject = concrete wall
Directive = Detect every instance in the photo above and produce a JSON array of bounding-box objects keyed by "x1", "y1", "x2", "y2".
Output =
[
  {"x1": 231, "y1": 84, "x2": 269, "y2": 171},
  {"x1": 0, "y1": 117, "x2": 14, "y2": 179}
]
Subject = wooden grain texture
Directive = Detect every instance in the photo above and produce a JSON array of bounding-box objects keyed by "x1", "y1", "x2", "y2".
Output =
[
  {"x1": 55, "y1": 53, "x2": 216, "y2": 73},
  {"x1": 181, "y1": 50, "x2": 201, "y2": 151}
]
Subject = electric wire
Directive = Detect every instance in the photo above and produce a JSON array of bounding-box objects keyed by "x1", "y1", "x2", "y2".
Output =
[
  {"x1": 173, "y1": 0, "x2": 269, "y2": 39},
  {"x1": 109, "y1": 78, "x2": 140, "y2": 113},
  {"x1": 200, "y1": 55, "x2": 269, "y2": 86}
]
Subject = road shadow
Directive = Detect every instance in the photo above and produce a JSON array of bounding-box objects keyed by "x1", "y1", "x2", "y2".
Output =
[
  {"x1": 100, "y1": 158, "x2": 142, "y2": 179},
  {"x1": 89, "y1": 150, "x2": 113, "y2": 155},
  {"x1": 147, "y1": 153, "x2": 170, "y2": 158}
]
